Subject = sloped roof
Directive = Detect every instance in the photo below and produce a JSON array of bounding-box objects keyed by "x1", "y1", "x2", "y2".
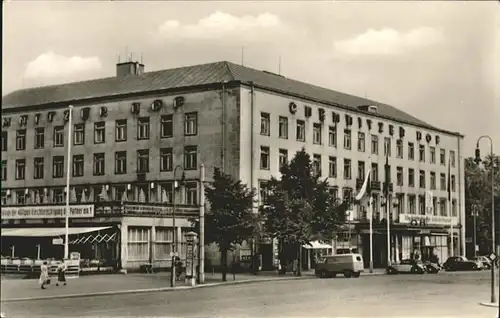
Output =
[{"x1": 2, "y1": 60, "x2": 447, "y2": 132}]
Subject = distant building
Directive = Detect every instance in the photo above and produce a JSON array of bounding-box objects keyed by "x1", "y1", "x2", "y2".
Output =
[{"x1": 1, "y1": 60, "x2": 465, "y2": 271}]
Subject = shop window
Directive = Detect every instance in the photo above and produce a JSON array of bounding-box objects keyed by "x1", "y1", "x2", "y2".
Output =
[
  {"x1": 154, "y1": 227, "x2": 174, "y2": 260},
  {"x1": 127, "y1": 227, "x2": 150, "y2": 261}
]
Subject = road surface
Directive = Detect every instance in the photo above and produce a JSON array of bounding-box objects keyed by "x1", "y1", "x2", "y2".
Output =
[{"x1": 1, "y1": 271, "x2": 497, "y2": 317}]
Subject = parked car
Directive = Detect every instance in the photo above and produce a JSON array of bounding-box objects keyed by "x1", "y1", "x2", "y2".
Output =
[
  {"x1": 315, "y1": 253, "x2": 364, "y2": 278},
  {"x1": 423, "y1": 261, "x2": 441, "y2": 274},
  {"x1": 386, "y1": 259, "x2": 426, "y2": 274},
  {"x1": 471, "y1": 256, "x2": 492, "y2": 269},
  {"x1": 443, "y1": 256, "x2": 483, "y2": 271}
]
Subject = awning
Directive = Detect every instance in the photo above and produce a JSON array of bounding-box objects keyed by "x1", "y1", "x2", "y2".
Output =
[
  {"x1": 303, "y1": 241, "x2": 333, "y2": 249},
  {"x1": 1, "y1": 226, "x2": 112, "y2": 237}
]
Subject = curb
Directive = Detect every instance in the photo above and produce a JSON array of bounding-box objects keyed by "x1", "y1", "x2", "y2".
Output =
[
  {"x1": 479, "y1": 302, "x2": 499, "y2": 308},
  {"x1": 1, "y1": 275, "x2": 314, "y2": 303}
]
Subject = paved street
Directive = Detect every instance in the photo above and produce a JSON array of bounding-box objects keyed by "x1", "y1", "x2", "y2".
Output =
[{"x1": 1, "y1": 271, "x2": 497, "y2": 317}]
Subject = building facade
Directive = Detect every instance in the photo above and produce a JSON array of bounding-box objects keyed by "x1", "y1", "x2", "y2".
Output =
[{"x1": 1, "y1": 60, "x2": 465, "y2": 271}]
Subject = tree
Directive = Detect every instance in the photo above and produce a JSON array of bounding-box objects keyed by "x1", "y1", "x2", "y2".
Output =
[
  {"x1": 190, "y1": 168, "x2": 258, "y2": 281},
  {"x1": 261, "y1": 149, "x2": 347, "y2": 275}
]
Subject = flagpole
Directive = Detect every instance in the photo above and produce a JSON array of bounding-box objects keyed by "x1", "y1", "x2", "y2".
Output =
[
  {"x1": 64, "y1": 105, "x2": 73, "y2": 260},
  {"x1": 448, "y1": 157, "x2": 454, "y2": 257},
  {"x1": 385, "y1": 153, "x2": 391, "y2": 267},
  {"x1": 369, "y1": 195, "x2": 374, "y2": 273}
]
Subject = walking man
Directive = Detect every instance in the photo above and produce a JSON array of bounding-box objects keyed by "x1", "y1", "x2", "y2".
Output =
[{"x1": 56, "y1": 259, "x2": 67, "y2": 286}]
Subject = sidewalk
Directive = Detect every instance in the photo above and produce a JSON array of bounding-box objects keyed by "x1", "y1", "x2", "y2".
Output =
[{"x1": 1, "y1": 268, "x2": 385, "y2": 302}]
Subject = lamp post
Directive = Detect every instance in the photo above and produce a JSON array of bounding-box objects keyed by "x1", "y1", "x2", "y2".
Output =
[
  {"x1": 64, "y1": 105, "x2": 74, "y2": 260},
  {"x1": 472, "y1": 204, "x2": 479, "y2": 257},
  {"x1": 198, "y1": 164, "x2": 205, "y2": 284},
  {"x1": 171, "y1": 165, "x2": 185, "y2": 288},
  {"x1": 475, "y1": 135, "x2": 496, "y2": 305}
]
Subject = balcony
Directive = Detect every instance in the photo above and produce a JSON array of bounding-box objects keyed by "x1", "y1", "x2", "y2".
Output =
[{"x1": 370, "y1": 180, "x2": 381, "y2": 191}]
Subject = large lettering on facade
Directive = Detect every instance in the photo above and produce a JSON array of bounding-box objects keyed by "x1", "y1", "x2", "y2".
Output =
[
  {"x1": 1, "y1": 205, "x2": 94, "y2": 220},
  {"x1": 399, "y1": 214, "x2": 456, "y2": 226}
]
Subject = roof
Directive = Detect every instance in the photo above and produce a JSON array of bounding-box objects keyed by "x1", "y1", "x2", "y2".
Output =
[{"x1": 2, "y1": 61, "x2": 455, "y2": 134}]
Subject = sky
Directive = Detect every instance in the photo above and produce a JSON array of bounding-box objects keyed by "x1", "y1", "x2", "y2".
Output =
[{"x1": 2, "y1": 1, "x2": 499, "y2": 158}]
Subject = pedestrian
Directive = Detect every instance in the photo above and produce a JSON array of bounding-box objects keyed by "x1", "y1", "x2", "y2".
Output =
[
  {"x1": 56, "y1": 259, "x2": 67, "y2": 286},
  {"x1": 39, "y1": 261, "x2": 49, "y2": 289},
  {"x1": 175, "y1": 257, "x2": 183, "y2": 281}
]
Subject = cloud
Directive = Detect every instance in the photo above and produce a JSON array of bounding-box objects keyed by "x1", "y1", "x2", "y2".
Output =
[
  {"x1": 24, "y1": 51, "x2": 102, "y2": 79},
  {"x1": 158, "y1": 11, "x2": 282, "y2": 41},
  {"x1": 334, "y1": 27, "x2": 444, "y2": 56}
]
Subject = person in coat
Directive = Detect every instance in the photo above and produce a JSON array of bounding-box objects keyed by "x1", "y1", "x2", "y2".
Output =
[
  {"x1": 39, "y1": 261, "x2": 49, "y2": 289},
  {"x1": 56, "y1": 260, "x2": 67, "y2": 286}
]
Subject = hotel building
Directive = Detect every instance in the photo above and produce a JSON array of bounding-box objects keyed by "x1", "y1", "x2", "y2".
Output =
[{"x1": 1, "y1": 60, "x2": 465, "y2": 271}]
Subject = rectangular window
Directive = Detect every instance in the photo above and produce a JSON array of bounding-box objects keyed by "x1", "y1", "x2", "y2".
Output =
[
  {"x1": 440, "y1": 149, "x2": 446, "y2": 165},
  {"x1": 184, "y1": 146, "x2": 197, "y2": 170},
  {"x1": 94, "y1": 121, "x2": 105, "y2": 144},
  {"x1": 328, "y1": 126, "x2": 337, "y2": 147},
  {"x1": 451, "y1": 175, "x2": 456, "y2": 192},
  {"x1": 53, "y1": 156, "x2": 64, "y2": 178},
  {"x1": 161, "y1": 115, "x2": 173, "y2": 138},
  {"x1": 115, "y1": 119, "x2": 127, "y2": 142},
  {"x1": 34, "y1": 157, "x2": 44, "y2": 179},
  {"x1": 419, "y1": 144, "x2": 425, "y2": 162},
  {"x1": 279, "y1": 149, "x2": 288, "y2": 168},
  {"x1": 137, "y1": 149, "x2": 149, "y2": 173},
  {"x1": 313, "y1": 154, "x2": 321, "y2": 176},
  {"x1": 440, "y1": 198, "x2": 447, "y2": 216},
  {"x1": 73, "y1": 123, "x2": 85, "y2": 145},
  {"x1": 260, "y1": 146, "x2": 270, "y2": 170},
  {"x1": 16, "y1": 129, "x2": 26, "y2": 150},
  {"x1": 54, "y1": 126, "x2": 64, "y2": 147},
  {"x1": 115, "y1": 151, "x2": 127, "y2": 174},
  {"x1": 397, "y1": 167, "x2": 403, "y2": 186},
  {"x1": 184, "y1": 112, "x2": 198, "y2": 136},
  {"x1": 358, "y1": 161, "x2": 365, "y2": 179},
  {"x1": 408, "y1": 142, "x2": 414, "y2": 160},
  {"x1": 93, "y1": 153, "x2": 105, "y2": 176},
  {"x1": 15, "y1": 159, "x2": 25, "y2": 180},
  {"x1": 419, "y1": 195, "x2": 426, "y2": 215},
  {"x1": 371, "y1": 135, "x2": 379, "y2": 155},
  {"x1": 16, "y1": 190, "x2": 25, "y2": 205},
  {"x1": 371, "y1": 163, "x2": 379, "y2": 181},
  {"x1": 1, "y1": 131, "x2": 7, "y2": 152},
  {"x1": 154, "y1": 227, "x2": 174, "y2": 260},
  {"x1": 313, "y1": 123, "x2": 322, "y2": 145},
  {"x1": 278, "y1": 116, "x2": 288, "y2": 139},
  {"x1": 137, "y1": 117, "x2": 150, "y2": 140},
  {"x1": 384, "y1": 137, "x2": 391, "y2": 157},
  {"x1": 408, "y1": 168, "x2": 415, "y2": 187},
  {"x1": 260, "y1": 112, "x2": 270, "y2": 136},
  {"x1": 34, "y1": 127, "x2": 45, "y2": 149},
  {"x1": 396, "y1": 140, "x2": 403, "y2": 158},
  {"x1": 419, "y1": 170, "x2": 425, "y2": 188},
  {"x1": 409, "y1": 195, "x2": 416, "y2": 214},
  {"x1": 160, "y1": 148, "x2": 173, "y2": 172},
  {"x1": 344, "y1": 130, "x2": 351, "y2": 150},
  {"x1": 296, "y1": 120, "x2": 305, "y2": 141},
  {"x1": 357, "y1": 132, "x2": 365, "y2": 152},
  {"x1": 127, "y1": 227, "x2": 150, "y2": 262},
  {"x1": 343, "y1": 159, "x2": 351, "y2": 180},
  {"x1": 440, "y1": 173, "x2": 446, "y2": 190},
  {"x1": 1, "y1": 160, "x2": 6, "y2": 181},
  {"x1": 430, "y1": 172, "x2": 436, "y2": 189},
  {"x1": 185, "y1": 182, "x2": 198, "y2": 205},
  {"x1": 450, "y1": 150, "x2": 456, "y2": 167},
  {"x1": 52, "y1": 188, "x2": 64, "y2": 203},
  {"x1": 329, "y1": 156, "x2": 337, "y2": 178},
  {"x1": 430, "y1": 147, "x2": 436, "y2": 164},
  {"x1": 72, "y1": 154, "x2": 84, "y2": 177},
  {"x1": 452, "y1": 199, "x2": 457, "y2": 217}
]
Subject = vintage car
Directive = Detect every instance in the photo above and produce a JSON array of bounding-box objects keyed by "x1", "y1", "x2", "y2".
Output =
[
  {"x1": 443, "y1": 256, "x2": 483, "y2": 271},
  {"x1": 315, "y1": 254, "x2": 364, "y2": 278},
  {"x1": 386, "y1": 259, "x2": 426, "y2": 274},
  {"x1": 471, "y1": 256, "x2": 492, "y2": 269}
]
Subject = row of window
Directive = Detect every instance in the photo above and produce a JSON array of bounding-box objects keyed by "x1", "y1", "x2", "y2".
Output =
[
  {"x1": 2, "y1": 182, "x2": 199, "y2": 206},
  {"x1": 0, "y1": 113, "x2": 198, "y2": 151},
  {"x1": 260, "y1": 148, "x2": 456, "y2": 191},
  {"x1": 260, "y1": 113, "x2": 456, "y2": 166},
  {"x1": 1, "y1": 146, "x2": 198, "y2": 180}
]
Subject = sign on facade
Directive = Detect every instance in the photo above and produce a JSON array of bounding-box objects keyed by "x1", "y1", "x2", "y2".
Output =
[
  {"x1": 1, "y1": 205, "x2": 94, "y2": 220},
  {"x1": 399, "y1": 214, "x2": 457, "y2": 226},
  {"x1": 52, "y1": 238, "x2": 63, "y2": 245}
]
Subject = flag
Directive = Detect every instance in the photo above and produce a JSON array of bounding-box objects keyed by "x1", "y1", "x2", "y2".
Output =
[
  {"x1": 384, "y1": 152, "x2": 390, "y2": 198},
  {"x1": 447, "y1": 156, "x2": 451, "y2": 202},
  {"x1": 355, "y1": 165, "x2": 372, "y2": 201}
]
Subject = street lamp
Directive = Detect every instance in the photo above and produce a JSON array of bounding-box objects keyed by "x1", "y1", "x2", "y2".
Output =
[
  {"x1": 171, "y1": 165, "x2": 186, "y2": 288},
  {"x1": 475, "y1": 135, "x2": 496, "y2": 305},
  {"x1": 472, "y1": 204, "x2": 479, "y2": 257},
  {"x1": 64, "y1": 105, "x2": 74, "y2": 260}
]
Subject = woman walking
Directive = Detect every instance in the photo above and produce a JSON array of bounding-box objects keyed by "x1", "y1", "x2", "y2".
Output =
[
  {"x1": 56, "y1": 260, "x2": 67, "y2": 286},
  {"x1": 39, "y1": 261, "x2": 49, "y2": 289}
]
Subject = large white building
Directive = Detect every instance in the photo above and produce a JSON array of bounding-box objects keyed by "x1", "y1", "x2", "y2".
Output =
[{"x1": 1, "y1": 60, "x2": 465, "y2": 271}]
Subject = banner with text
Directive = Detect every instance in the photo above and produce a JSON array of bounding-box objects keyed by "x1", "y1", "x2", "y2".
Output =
[
  {"x1": 399, "y1": 214, "x2": 459, "y2": 226},
  {"x1": 1, "y1": 205, "x2": 94, "y2": 220}
]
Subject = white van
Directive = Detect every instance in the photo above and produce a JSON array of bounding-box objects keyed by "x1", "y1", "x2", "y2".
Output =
[{"x1": 315, "y1": 253, "x2": 364, "y2": 278}]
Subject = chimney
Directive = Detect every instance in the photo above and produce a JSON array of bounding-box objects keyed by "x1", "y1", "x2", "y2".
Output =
[{"x1": 116, "y1": 61, "x2": 145, "y2": 77}]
